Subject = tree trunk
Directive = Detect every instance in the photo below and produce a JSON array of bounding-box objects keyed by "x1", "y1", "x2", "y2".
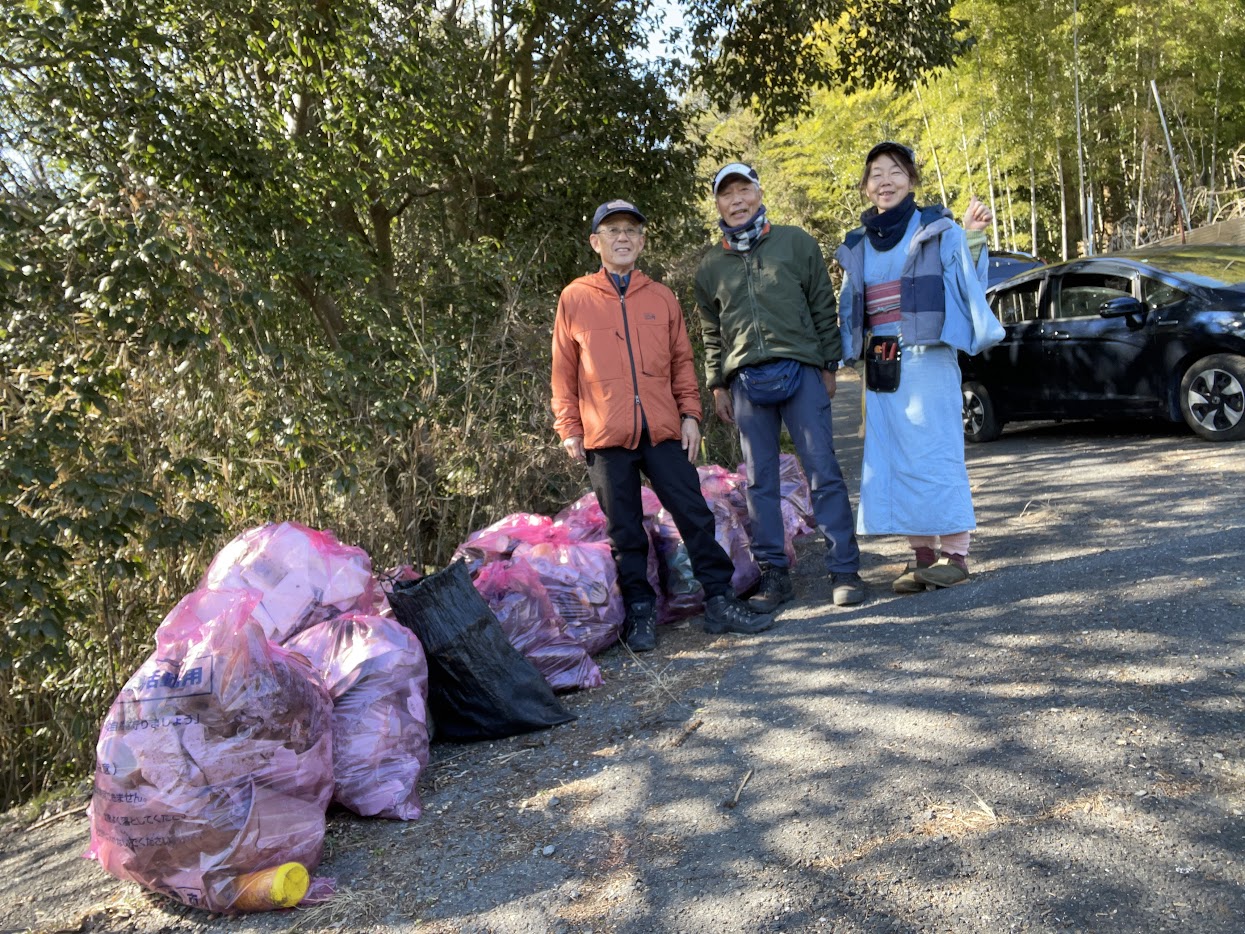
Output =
[
  {"x1": 914, "y1": 85, "x2": 949, "y2": 204},
  {"x1": 1072, "y1": 0, "x2": 1089, "y2": 253},
  {"x1": 1208, "y1": 51, "x2": 1223, "y2": 223},
  {"x1": 1003, "y1": 170, "x2": 1017, "y2": 251},
  {"x1": 291, "y1": 275, "x2": 345, "y2": 351},
  {"x1": 1029, "y1": 160, "x2": 1039, "y2": 256},
  {"x1": 1056, "y1": 137, "x2": 1069, "y2": 260},
  {"x1": 954, "y1": 80, "x2": 976, "y2": 194}
]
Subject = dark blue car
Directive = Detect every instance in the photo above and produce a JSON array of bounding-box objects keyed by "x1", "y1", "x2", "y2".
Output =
[{"x1": 961, "y1": 246, "x2": 1245, "y2": 442}]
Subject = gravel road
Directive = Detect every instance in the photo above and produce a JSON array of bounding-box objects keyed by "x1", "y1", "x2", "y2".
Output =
[{"x1": 2, "y1": 371, "x2": 1242, "y2": 934}]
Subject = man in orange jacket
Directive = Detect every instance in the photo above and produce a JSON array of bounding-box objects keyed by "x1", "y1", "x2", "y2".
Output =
[{"x1": 552, "y1": 199, "x2": 774, "y2": 652}]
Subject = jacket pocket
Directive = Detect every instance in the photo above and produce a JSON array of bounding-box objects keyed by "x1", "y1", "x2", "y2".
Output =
[
  {"x1": 635, "y1": 324, "x2": 670, "y2": 378},
  {"x1": 579, "y1": 327, "x2": 626, "y2": 382}
]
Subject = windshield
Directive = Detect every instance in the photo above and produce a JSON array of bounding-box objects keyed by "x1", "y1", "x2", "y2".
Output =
[{"x1": 1136, "y1": 249, "x2": 1245, "y2": 289}]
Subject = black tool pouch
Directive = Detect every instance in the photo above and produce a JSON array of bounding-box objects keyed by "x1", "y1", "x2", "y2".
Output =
[{"x1": 865, "y1": 335, "x2": 902, "y2": 393}]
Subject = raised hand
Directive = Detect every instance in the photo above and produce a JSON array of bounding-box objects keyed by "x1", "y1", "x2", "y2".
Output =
[{"x1": 963, "y1": 195, "x2": 992, "y2": 232}]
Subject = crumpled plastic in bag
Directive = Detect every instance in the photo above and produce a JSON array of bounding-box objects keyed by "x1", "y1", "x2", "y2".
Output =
[
  {"x1": 730, "y1": 454, "x2": 816, "y2": 561},
  {"x1": 644, "y1": 508, "x2": 705, "y2": 623},
  {"x1": 200, "y1": 522, "x2": 383, "y2": 643},
  {"x1": 510, "y1": 539, "x2": 624, "y2": 655},
  {"x1": 706, "y1": 495, "x2": 760, "y2": 594},
  {"x1": 553, "y1": 487, "x2": 663, "y2": 544},
  {"x1": 451, "y1": 513, "x2": 558, "y2": 574},
  {"x1": 284, "y1": 614, "x2": 431, "y2": 820},
  {"x1": 87, "y1": 588, "x2": 335, "y2": 913},
  {"x1": 473, "y1": 559, "x2": 603, "y2": 691},
  {"x1": 699, "y1": 465, "x2": 751, "y2": 527},
  {"x1": 551, "y1": 493, "x2": 609, "y2": 542},
  {"x1": 775, "y1": 453, "x2": 816, "y2": 542}
]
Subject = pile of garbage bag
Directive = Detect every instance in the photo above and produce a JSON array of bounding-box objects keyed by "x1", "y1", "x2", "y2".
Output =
[{"x1": 87, "y1": 456, "x2": 813, "y2": 913}]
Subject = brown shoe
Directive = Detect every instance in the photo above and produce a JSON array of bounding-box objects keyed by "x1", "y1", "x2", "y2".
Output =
[
  {"x1": 892, "y1": 565, "x2": 928, "y2": 594},
  {"x1": 893, "y1": 546, "x2": 937, "y2": 594},
  {"x1": 913, "y1": 557, "x2": 970, "y2": 588}
]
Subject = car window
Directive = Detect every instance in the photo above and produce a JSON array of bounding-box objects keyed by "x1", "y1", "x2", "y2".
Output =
[
  {"x1": 1055, "y1": 272, "x2": 1132, "y2": 319},
  {"x1": 1142, "y1": 276, "x2": 1187, "y2": 310},
  {"x1": 991, "y1": 279, "x2": 1041, "y2": 325}
]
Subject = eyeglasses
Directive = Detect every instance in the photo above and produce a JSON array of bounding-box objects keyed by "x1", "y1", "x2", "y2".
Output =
[{"x1": 598, "y1": 225, "x2": 644, "y2": 239}]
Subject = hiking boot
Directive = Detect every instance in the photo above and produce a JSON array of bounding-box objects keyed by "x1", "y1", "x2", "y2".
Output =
[
  {"x1": 704, "y1": 593, "x2": 774, "y2": 635},
  {"x1": 913, "y1": 556, "x2": 970, "y2": 588},
  {"x1": 893, "y1": 547, "x2": 937, "y2": 594},
  {"x1": 831, "y1": 572, "x2": 865, "y2": 606},
  {"x1": 622, "y1": 599, "x2": 658, "y2": 652},
  {"x1": 748, "y1": 563, "x2": 794, "y2": 614}
]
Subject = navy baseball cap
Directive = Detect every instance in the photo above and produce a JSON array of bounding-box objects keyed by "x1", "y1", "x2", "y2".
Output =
[
  {"x1": 712, "y1": 162, "x2": 760, "y2": 195},
  {"x1": 865, "y1": 141, "x2": 916, "y2": 166},
  {"x1": 591, "y1": 199, "x2": 647, "y2": 233}
]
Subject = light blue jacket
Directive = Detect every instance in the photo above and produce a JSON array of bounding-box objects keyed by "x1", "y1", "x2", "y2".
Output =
[{"x1": 835, "y1": 214, "x2": 1003, "y2": 363}]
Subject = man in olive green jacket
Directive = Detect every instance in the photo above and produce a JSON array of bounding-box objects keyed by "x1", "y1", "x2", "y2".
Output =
[{"x1": 694, "y1": 163, "x2": 863, "y2": 611}]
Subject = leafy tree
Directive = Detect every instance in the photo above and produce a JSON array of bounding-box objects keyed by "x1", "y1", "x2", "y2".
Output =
[
  {"x1": 684, "y1": 0, "x2": 975, "y2": 131},
  {"x1": 705, "y1": 0, "x2": 1245, "y2": 260},
  {"x1": 0, "y1": 0, "x2": 705, "y2": 806}
]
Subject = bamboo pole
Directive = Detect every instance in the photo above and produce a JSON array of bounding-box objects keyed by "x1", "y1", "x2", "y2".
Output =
[
  {"x1": 1151, "y1": 79, "x2": 1191, "y2": 237},
  {"x1": 1072, "y1": 0, "x2": 1091, "y2": 254},
  {"x1": 1208, "y1": 52, "x2": 1223, "y2": 225},
  {"x1": 914, "y1": 85, "x2": 950, "y2": 205}
]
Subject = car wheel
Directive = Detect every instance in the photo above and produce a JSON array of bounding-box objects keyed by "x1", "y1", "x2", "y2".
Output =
[
  {"x1": 962, "y1": 381, "x2": 1003, "y2": 443},
  {"x1": 1179, "y1": 354, "x2": 1245, "y2": 442}
]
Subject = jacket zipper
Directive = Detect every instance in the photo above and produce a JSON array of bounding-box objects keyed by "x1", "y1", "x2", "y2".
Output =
[
  {"x1": 737, "y1": 243, "x2": 769, "y2": 359},
  {"x1": 610, "y1": 273, "x2": 643, "y2": 448}
]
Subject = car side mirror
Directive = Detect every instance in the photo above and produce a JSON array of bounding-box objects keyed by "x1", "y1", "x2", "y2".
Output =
[{"x1": 1099, "y1": 296, "x2": 1145, "y2": 318}]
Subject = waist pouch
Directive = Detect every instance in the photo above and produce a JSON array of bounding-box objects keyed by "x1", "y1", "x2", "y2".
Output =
[
  {"x1": 736, "y1": 358, "x2": 803, "y2": 405},
  {"x1": 865, "y1": 335, "x2": 902, "y2": 393}
]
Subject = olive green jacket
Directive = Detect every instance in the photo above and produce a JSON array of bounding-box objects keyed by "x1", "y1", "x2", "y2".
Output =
[{"x1": 693, "y1": 224, "x2": 843, "y2": 389}]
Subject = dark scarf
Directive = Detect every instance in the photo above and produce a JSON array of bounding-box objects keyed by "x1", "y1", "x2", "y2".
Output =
[
  {"x1": 719, "y1": 205, "x2": 769, "y2": 252},
  {"x1": 860, "y1": 193, "x2": 916, "y2": 252}
]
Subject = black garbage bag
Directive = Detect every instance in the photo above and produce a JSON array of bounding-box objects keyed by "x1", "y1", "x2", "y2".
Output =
[{"x1": 388, "y1": 560, "x2": 575, "y2": 741}]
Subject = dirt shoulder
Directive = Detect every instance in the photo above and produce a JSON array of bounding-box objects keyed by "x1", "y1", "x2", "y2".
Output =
[{"x1": 3, "y1": 376, "x2": 1243, "y2": 934}]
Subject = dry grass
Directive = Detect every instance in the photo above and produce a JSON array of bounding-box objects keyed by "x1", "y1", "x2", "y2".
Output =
[
  {"x1": 287, "y1": 884, "x2": 386, "y2": 932},
  {"x1": 916, "y1": 788, "x2": 1005, "y2": 838},
  {"x1": 1011, "y1": 495, "x2": 1064, "y2": 526}
]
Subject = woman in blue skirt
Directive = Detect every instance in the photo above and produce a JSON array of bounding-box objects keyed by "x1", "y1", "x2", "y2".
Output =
[{"x1": 835, "y1": 142, "x2": 1004, "y2": 593}]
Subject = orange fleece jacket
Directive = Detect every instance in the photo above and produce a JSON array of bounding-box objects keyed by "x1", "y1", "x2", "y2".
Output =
[{"x1": 551, "y1": 268, "x2": 703, "y2": 451}]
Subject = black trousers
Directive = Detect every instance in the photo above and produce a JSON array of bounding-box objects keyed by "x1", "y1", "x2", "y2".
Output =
[{"x1": 586, "y1": 429, "x2": 735, "y2": 605}]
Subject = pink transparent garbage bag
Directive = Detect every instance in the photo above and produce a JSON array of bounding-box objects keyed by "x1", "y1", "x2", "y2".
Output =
[
  {"x1": 87, "y1": 588, "x2": 334, "y2": 913},
  {"x1": 698, "y1": 465, "x2": 751, "y2": 527},
  {"x1": 778, "y1": 462, "x2": 816, "y2": 550},
  {"x1": 553, "y1": 487, "x2": 663, "y2": 544},
  {"x1": 200, "y1": 522, "x2": 383, "y2": 643},
  {"x1": 511, "y1": 539, "x2": 624, "y2": 655},
  {"x1": 644, "y1": 508, "x2": 706, "y2": 623},
  {"x1": 552, "y1": 492, "x2": 608, "y2": 542},
  {"x1": 776, "y1": 452, "x2": 815, "y2": 536},
  {"x1": 552, "y1": 489, "x2": 676, "y2": 625},
  {"x1": 706, "y1": 495, "x2": 760, "y2": 594},
  {"x1": 451, "y1": 512, "x2": 558, "y2": 574},
  {"x1": 473, "y1": 560, "x2": 603, "y2": 691},
  {"x1": 285, "y1": 614, "x2": 431, "y2": 821},
  {"x1": 739, "y1": 453, "x2": 816, "y2": 545},
  {"x1": 691, "y1": 464, "x2": 763, "y2": 590},
  {"x1": 727, "y1": 455, "x2": 816, "y2": 562}
]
